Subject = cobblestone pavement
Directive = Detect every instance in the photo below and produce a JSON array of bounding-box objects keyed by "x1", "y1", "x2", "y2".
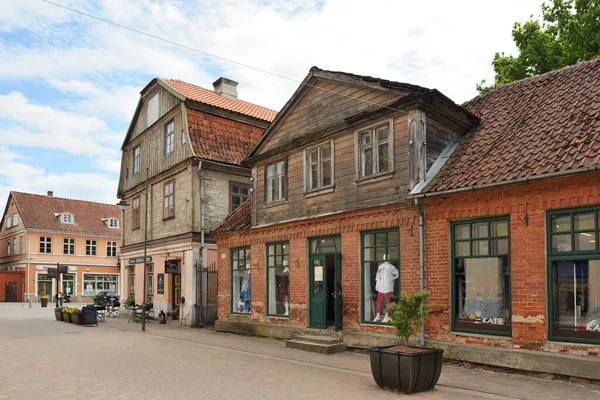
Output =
[{"x1": 1, "y1": 303, "x2": 600, "y2": 400}]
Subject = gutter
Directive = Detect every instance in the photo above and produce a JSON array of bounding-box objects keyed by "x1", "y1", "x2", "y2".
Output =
[{"x1": 414, "y1": 198, "x2": 425, "y2": 346}]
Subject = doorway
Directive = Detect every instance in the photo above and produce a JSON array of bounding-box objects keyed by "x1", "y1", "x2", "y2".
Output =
[
  {"x1": 5, "y1": 282, "x2": 17, "y2": 302},
  {"x1": 309, "y1": 236, "x2": 342, "y2": 330},
  {"x1": 172, "y1": 273, "x2": 181, "y2": 313}
]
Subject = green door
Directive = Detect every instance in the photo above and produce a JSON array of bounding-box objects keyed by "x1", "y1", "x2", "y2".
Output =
[
  {"x1": 309, "y1": 255, "x2": 327, "y2": 329},
  {"x1": 334, "y1": 254, "x2": 342, "y2": 331}
]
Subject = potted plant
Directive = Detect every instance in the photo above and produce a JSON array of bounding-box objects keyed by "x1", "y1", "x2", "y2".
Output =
[
  {"x1": 368, "y1": 290, "x2": 443, "y2": 394},
  {"x1": 71, "y1": 309, "x2": 82, "y2": 325},
  {"x1": 62, "y1": 307, "x2": 73, "y2": 322},
  {"x1": 123, "y1": 298, "x2": 135, "y2": 308},
  {"x1": 40, "y1": 295, "x2": 49, "y2": 308},
  {"x1": 55, "y1": 306, "x2": 64, "y2": 321},
  {"x1": 167, "y1": 311, "x2": 176, "y2": 321},
  {"x1": 143, "y1": 301, "x2": 153, "y2": 311}
]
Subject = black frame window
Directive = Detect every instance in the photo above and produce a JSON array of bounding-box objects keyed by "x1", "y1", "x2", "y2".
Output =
[
  {"x1": 266, "y1": 242, "x2": 289, "y2": 317},
  {"x1": 451, "y1": 217, "x2": 511, "y2": 335},
  {"x1": 265, "y1": 160, "x2": 286, "y2": 203},
  {"x1": 64, "y1": 238, "x2": 75, "y2": 255},
  {"x1": 106, "y1": 241, "x2": 117, "y2": 257},
  {"x1": 231, "y1": 184, "x2": 250, "y2": 212},
  {"x1": 231, "y1": 247, "x2": 251, "y2": 314},
  {"x1": 39, "y1": 236, "x2": 52, "y2": 254},
  {"x1": 86, "y1": 239, "x2": 97, "y2": 256}
]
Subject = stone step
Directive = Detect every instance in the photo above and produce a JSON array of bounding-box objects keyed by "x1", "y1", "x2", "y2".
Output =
[
  {"x1": 294, "y1": 334, "x2": 344, "y2": 345},
  {"x1": 286, "y1": 336, "x2": 346, "y2": 354}
]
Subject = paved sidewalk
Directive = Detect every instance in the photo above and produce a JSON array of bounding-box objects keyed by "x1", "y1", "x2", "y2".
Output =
[{"x1": 104, "y1": 315, "x2": 600, "y2": 400}]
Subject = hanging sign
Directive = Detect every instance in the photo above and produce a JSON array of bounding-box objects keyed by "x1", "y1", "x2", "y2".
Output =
[
  {"x1": 128, "y1": 256, "x2": 152, "y2": 265},
  {"x1": 157, "y1": 274, "x2": 165, "y2": 294},
  {"x1": 165, "y1": 260, "x2": 181, "y2": 274}
]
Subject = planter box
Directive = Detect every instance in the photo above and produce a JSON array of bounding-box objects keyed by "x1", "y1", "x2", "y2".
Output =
[
  {"x1": 41, "y1": 298, "x2": 49, "y2": 308},
  {"x1": 62, "y1": 312, "x2": 70, "y2": 322},
  {"x1": 369, "y1": 345, "x2": 443, "y2": 394},
  {"x1": 55, "y1": 310, "x2": 62, "y2": 321}
]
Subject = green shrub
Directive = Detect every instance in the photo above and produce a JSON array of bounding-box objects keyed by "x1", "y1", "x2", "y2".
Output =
[
  {"x1": 387, "y1": 290, "x2": 431, "y2": 346},
  {"x1": 124, "y1": 298, "x2": 135, "y2": 307}
]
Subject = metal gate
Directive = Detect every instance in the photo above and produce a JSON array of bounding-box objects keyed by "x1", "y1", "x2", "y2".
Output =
[{"x1": 195, "y1": 261, "x2": 218, "y2": 327}]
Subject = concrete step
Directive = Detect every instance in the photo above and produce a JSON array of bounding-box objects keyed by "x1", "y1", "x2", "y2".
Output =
[{"x1": 286, "y1": 335, "x2": 346, "y2": 354}]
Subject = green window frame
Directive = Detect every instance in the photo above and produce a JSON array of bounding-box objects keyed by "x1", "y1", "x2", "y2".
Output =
[
  {"x1": 266, "y1": 242, "x2": 290, "y2": 317},
  {"x1": 361, "y1": 228, "x2": 400, "y2": 325},
  {"x1": 451, "y1": 217, "x2": 511, "y2": 336},
  {"x1": 547, "y1": 207, "x2": 600, "y2": 344},
  {"x1": 231, "y1": 247, "x2": 251, "y2": 315}
]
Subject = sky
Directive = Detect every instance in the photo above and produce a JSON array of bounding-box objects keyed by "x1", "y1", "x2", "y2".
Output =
[{"x1": 0, "y1": 0, "x2": 546, "y2": 208}]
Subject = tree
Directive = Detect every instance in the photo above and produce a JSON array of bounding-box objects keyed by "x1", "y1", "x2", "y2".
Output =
[{"x1": 477, "y1": 0, "x2": 600, "y2": 94}]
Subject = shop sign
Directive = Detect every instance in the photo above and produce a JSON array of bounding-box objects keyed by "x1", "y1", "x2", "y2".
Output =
[
  {"x1": 36, "y1": 265, "x2": 77, "y2": 271},
  {"x1": 482, "y1": 317, "x2": 504, "y2": 325},
  {"x1": 128, "y1": 256, "x2": 152, "y2": 265},
  {"x1": 157, "y1": 274, "x2": 165, "y2": 294},
  {"x1": 587, "y1": 319, "x2": 600, "y2": 332},
  {"x1": 165, "y1": 260, "x2": 181, "y2": 274}
]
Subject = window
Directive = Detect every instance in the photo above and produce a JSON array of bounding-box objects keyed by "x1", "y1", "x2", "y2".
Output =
[
  {"x1": 147, "y1": 93, "x2": 159, "y2": 126},
  {"x1": 305, "y1": 142, "x2": 333, "y2": 191},
  {"x1": 357, "y1": 122, "x2": 393, "y2": 179},
  {"x1": 86, "y1": 239, "x2": 97, "y2": 256},
  {"x1": 164, "y1": 120, "x2": 175, "y2": 154},
  {"x1": 132, "y1": 196, "x2": 140, "y2": 229},
  {"x1": 452, "y1": 218, "x2": 511, "y2": 335},
  {"x1": 106, "y1": 241, "x2": 117, "y2": 257},
  {"x1": 5, "y1": 216, "x2": 11, "y2": 229},
  {"x1": 62, "y1": 273, "x2": 75, "y2": 297},
  {"x1": 61, "y1": 213, "x2": 74, "y2": 224},
  {"x1": 132, "y1": 146, "x2": 141, "y2": 175},
  {"x1": 39, "y1": 237, "x2": 52, "y2": 254},
  {"x1": 12, "y1": 213, "x2": 18, "y2": 227},
  {"x1": 108, "y1": 218, "x2": 119, "y2": 228},
  {"x1": 13, "y1": 238, "x2": 16, "y2": 255},
  {"x1": 181, "y1": 129, "x2": 186, "y2": 145},
  {"x1": 548, "y1": 207, "x2": 600, "y2": 344},
  {"x1": 147, "y1": 264, "x2": 154, "y2": 297},
  {"x1": 129, "y1": 270, "x2": 135, "y2": 299},
  {"x1": 83, "y1": 274, "x2": 118, "y2": 296},
  {"x1": 361, "y1": 229, "x2": 400, "y2": 324},
  {"x1": 231, "y1": 183, "x2": 250, "y2": 212},
  {"x1": 265, "y1": 160, "x2": 286, "y2": 203},
  {"x1": 266, "y1": 242, "x2": 289, "y2": 316},
  {"x1": 163, "y1": 181, "x2": 174, "y2": 219},
  {"x1": 7, "y1": 240, "x2": 10, "y2": 256},
  {"x1": 64, "y1": 238, "x2": 75, "y2": 255},
  {"x1": 18, "y1": 236, "x2": 23, "y2": 254},
  {"x1": 231, "y1": 247, "x2": 251, "y2": 314}
]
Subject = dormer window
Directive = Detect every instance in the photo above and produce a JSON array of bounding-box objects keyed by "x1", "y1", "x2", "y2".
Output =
[
  {"x1": 103, "y1": 218, "x2": 120, "y2": 229},
  {"x1": 55, "y1": 213, "x2": 74, "y2": 224}
]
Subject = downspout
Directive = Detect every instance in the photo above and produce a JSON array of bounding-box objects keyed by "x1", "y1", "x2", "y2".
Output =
[
  {"x1": 414, "y1": 198, "x2": 425, "y2": 346},
  {"x1": 196, "y1": 160, "x2": 205, "y2": 327},
  {"x1": 27, "y1": 230, "x2": 31, "y2": 304}
]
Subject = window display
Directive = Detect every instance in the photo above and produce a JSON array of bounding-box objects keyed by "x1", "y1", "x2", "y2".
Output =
[
  {"x1": 231, "y1": 247, "x2": 251, "y2": 314},
  {"x1": 267, "y1": 242, "x2": 289, "y2": 316},
  {"x1": 362, "y1": 229, "x2": 400, "y2": 324},
  {"x1": 452, "y1": 218, "x2": 510, "y2": 334}
]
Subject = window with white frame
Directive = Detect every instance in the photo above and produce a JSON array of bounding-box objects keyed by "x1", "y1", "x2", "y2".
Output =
[
  {"x1": 64, "y1": 238, "x2": 75, "y2": 255},
  {"x1": 86, "y1": 239, "x2": 97, "y2": 256},
  {"x1": 181, "y1": 129, "x2": 186, "y2": 145},
  {"x1": 147, "y1": 93, "x2": 159, "y2": 126},
  {"x1": 39, "y1": 236, "x2": 52, "y2": 253},
  {"x1": 133, "y1": 145, "x2": 141, "y2": 175},
  {"x1": 164, "y1": 120, "x2": 175, "y2": 154},
  {"x1": 147, "y1": 264, "x2": 154, "y2": 297},
  {"x1": 106, "y1": 241, "x2": 117, "y2": 257},
  {"x1": 19, "y1": 235, "x2": 23, "y2": 254},
  {"x1": 12, "y1": 213, "x2": 18, "y2": 226},
  {"x1": 13, "y1": 238, "x2": 17, "y2": 255},
  {"x1": 164, "y1": 181, "x2": 174, "y2": 219},
  {"x1": 83, "y1": 274, "x2": 118, "y2": 296},
  {"x1": 7, "y1": 240, "x2": 10, "y2": 256},
  {"x1": 305, "y1": 142, "x2": 333, "y2": 191},
  {"x1": 357, "y1": 122, "x2": 393, "y2": 179},
  {"x1": 265, "y1": 160, "x2": 287, "y2": 203},
  {"x1": 61, "y1": 213, "x2": 74, "y2": 224},
  {"x1": 5, "y1": 216, "x2": 11, "y2": 229},
  {"x1": 107, "y1": 218, "x2": 119, "y2": 229}
]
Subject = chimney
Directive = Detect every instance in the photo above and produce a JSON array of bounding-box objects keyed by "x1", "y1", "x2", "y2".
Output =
[
  {"x1": 212, "y1": 77, "x2": 238, "y2": 100},
  {"x1": 47, "y1": 191, "x2": 53, "y2": 197}
]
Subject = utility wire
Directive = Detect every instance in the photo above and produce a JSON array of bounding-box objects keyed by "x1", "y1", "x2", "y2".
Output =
[{"x1": 40, "y1": 0, "x2": 415, "y2": 114}]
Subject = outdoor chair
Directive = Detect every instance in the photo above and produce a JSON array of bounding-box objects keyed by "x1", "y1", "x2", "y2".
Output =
[{"x1": 106, "y1": 305, "x2": 120, "y2": 318}]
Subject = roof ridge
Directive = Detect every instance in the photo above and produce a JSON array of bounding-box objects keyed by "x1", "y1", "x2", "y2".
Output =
[{"x1": 11, "y1": 191, "x2": 119, "y2": 209}]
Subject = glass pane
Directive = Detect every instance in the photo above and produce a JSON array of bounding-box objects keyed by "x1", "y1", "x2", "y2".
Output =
[
  {"x1": 375, "y1": 247, "x2": 386, "y2": 261},
  {"x1": 491, "y1": 238, "x2": 509, "y2": 255},
  {"x1": 308, "y1": 149, "x2": 318, "y2": 163},
  {"x1": 574, "y1": 212, "x2": 595, "y2": 231},
  {"x1": 472, "y1": 222, "x2": 488, "y2": 239},
  {"x1": 310, "y1": 163, "x2": 318, "y2": 189},
  {"x1": 377, "y1": 126, "x2": 389, "y2": 143},
  {"x1": 472, "y1": 240, "x2": 489, "y2": 256},
  {"x1": 388, "y1": 230, "x2": 399, "y2": 245},
  {"x1": 363, "y1": 148, "x2": 373, "y2": 176},
  {"x1": 321, "y1": 159, "x2": 331, "y2": 187},
  {"x1": 363, "y1": 233, "x2": 373, "y2": 248},
  {"x1": 320, "y1": 144, "x2": 330, "y2": 159},
  {"x1": 277, "y1": 161, "x2": 285, "y2": 174},
  {"x1": 455, "y1": 257, "x2": 510, "y2": 330},
  {"x1": 552, "y1": 214, "x2": 571, "y2": 232},
  {"x1": 387, "y1": 245, "x2": 399, "y2": 261},
  {"x1": 375, "y1": 233, "x2": 387, "y2": 247},
  {"x1": 378, "y1": 142, "x2": 389, "y2": 172},
  {"x1": 268, "y1": 266, "x2": 289, "y2": 316},
  {"x1": 491, "y1": 220, "x2": 508, "y2": 237},
  {"x1": 454, "y1": 224, "x2": 470, "y2": 240},
  {"x1": 455, "y1": 241, "x2": 470, "y2": 257},
  {"x1": 361, "y1": 132, "x2": 371, "y2": 145},
  {"x1": 552, "y1": 260, "x2": 600, "y2": 341},
  {"x1": 233, "y1": 269, "x2": 251, "y2": 314},
  {"x1": 575, "y1": 232, "x2": 595, "y2": 251},
  {"x1": 552, "y1": 234, "x2": 572, "y2": 252},
  {"x1": 364, "y1": 247, "x2": 373, "y2": 261},
  {"x1": 363, "y1": 260, "x2": 399, "y2": 323},
  {"x1": 267, "y1": 164, "x2": 275, "y2": 178}
]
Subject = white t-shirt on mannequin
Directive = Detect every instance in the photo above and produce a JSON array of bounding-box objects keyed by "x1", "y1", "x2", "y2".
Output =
[{"x1": 375, "y1": 261, "x2": 399, "y2": 293}]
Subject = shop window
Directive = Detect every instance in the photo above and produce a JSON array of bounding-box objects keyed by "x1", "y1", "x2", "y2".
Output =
[
  {"x1": 452, "y1": 218, "x2": 511, "y2": 335},
  {"x1": 147, "y1": 264, "x2": 154, "y2": 297},
  {"x1": 62, "y1": 273, "x2": 75, "y2": 297},
  {"x1": 39, "y1": 236, "x2": 52, "y2": 254},
  {"x1": 129, "y1": 270, "x2": 135, "y2": 299},
  {"x1": 231, "y1": 247, "x2": 251, "y2": 314},
  {"x1": 548, "y1": 207, "x2": 600, "y2": 344},
  {"x1": 84, "y1": 274, "x2": 118, "y2": 296},
  {"x1": 266, "y1": 242, "x2": 289, "y2": 316},
  {"x1": 361, "y1": 229, "x2": 400, "y2": 324}
]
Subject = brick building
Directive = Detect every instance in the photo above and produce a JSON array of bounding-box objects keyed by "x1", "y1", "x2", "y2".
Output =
[
  {"x1": 0, "y1": 191, "x2": 121, "y2": 303},
  {"x1": 215, "y1": 60, "x2": 600, "y2": 379}
]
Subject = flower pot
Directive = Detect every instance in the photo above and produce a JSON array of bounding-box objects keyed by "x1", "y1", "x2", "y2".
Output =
[
  {"x1": 167, "y1": 315, "x2": 174, "y2": 321},
  {"x1": 369, "y1": 345, "x2": 443, "y2": 394},
  {"x1": 62, "y1": 312, "x2": 70, "y2": 322},
  {"x1": 55, "y1": 310, "x2": 62, "y2": 321},
  {"x1": 41, "y1": 298, "x2": 49, "y2": 308},
  {"x1": 71, "y1": 313, "x2": 78, "y2": 324}
]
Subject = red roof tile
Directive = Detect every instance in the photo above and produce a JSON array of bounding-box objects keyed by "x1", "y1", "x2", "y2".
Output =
[
  {"x1": 187, "y1": 108, "x2": 265, "y2": 166},
  {"x1": 425, "y1": 58, "x2": 600, "y2": 193},
  {"x1": 213, "y1": 198, "x2": 251, "y2": 233},
  {"x1": 163, "y1": 79, "x2": 277, "y2": 122},
  {"x1": 9, "y1": 192, "x2": 121, "y2": 236}
]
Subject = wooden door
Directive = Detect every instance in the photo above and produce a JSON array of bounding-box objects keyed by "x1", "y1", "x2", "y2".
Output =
[{"x1": 309, "y1": 256, "x2": 327, "y2": 329}]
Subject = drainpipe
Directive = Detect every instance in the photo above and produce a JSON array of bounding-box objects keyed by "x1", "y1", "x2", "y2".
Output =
[
  {"x1": 197, "y1": 160, "x2": 205, "y2": 327},
  {"x1": 27, "y1": 230, "x2": 31, "y2": 305},
  {"x1": 414, "y1": 198, "x2": 425, "y2": 346}
]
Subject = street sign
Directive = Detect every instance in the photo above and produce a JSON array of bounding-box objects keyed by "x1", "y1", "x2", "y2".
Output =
[
  {"x1": 46, "y1": 268, "x2": 57, "y2": 278},
  {"x1": 128, "y1": 256, "x2": 152, "y2": 265},
  {"x1": 58, "y1": 265, "x2": 69, "y2": 274},
  {"x1": 165, "y1": 260, "x2": 181, "y2": 274}
]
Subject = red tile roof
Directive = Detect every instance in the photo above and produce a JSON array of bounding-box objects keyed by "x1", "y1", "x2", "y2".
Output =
[
  {"x1": 213, "y1": 198, "x2": 251, "y2": 234},
  {"x1": 187, "y1": 108, "x2": 265, "y2": 166},
  {"x1": 425, "y1": 58, "x2": 600, "y2": 193},
  {"x1": 9, "y1": 192, "x2": 121, "y2": 236},
  {"x1": 163, "y1": 79, "x2": 277, "y2": 122}
]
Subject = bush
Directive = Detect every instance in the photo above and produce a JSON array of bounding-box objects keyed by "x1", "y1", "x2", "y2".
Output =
[
  {"x1": 387, "y1": 290, "x2": 431, "y2": 346},
  {"x1": 124, "y1": 298, "x2": 135, "y2": 307}
]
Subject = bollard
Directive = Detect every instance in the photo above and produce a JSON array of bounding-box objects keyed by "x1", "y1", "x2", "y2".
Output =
[{"x1": 29, "y1": 300, "x2": 32, "y2": 308}]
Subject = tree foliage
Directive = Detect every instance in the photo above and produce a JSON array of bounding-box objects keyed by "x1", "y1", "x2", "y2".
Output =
[
  {"x1": 477, "y1": 0, "x2": 600, "y2": 94},
  {"x1": 387, "y1": 290, "x2": 431, "y2": 346}
]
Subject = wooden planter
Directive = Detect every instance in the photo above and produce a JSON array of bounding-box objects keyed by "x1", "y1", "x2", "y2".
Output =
[
  {"x1": 55, "y1": 310, "x2": 62, "y2": 321},
  {"x1": 369, "y1": 346, "x2": 444, "y2": 394},
  {"x1": 62, "y1": 312, "x2": 70, "y2": 322}
]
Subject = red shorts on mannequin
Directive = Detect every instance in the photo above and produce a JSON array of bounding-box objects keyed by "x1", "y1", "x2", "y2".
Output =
[{"x1": 376, "y1": 292, "x2": 392, "y2": 313}]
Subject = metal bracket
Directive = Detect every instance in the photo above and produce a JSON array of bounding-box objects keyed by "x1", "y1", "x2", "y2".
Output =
[{"x1": 517, "y1": 211, "x2": 529, "y2": 226}]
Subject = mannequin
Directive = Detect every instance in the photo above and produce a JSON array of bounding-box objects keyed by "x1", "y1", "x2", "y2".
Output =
[
  {"x1": 282, "y1": 265, "x2": 289, "y2": 316},
  {"x1": 240, "y1": 267, "x2": 251, "y2": 313},
  {"x1": 372, "y1": 258, "x2": 399, "y2": 322}
]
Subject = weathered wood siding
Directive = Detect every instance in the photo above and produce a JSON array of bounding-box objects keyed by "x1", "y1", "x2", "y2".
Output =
[
  {"x1": 130, "y1": 85, "x2": 182, "y2": 141},
  {"x1": 257, "y1": 78, "x2": 405, "y2": 155},
  {"x1": 255, "y1": 114, "x2": 410, "y2": 226},
  {"x1": 426, "y1": 115, "x2": 462, "y2": 172}
]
